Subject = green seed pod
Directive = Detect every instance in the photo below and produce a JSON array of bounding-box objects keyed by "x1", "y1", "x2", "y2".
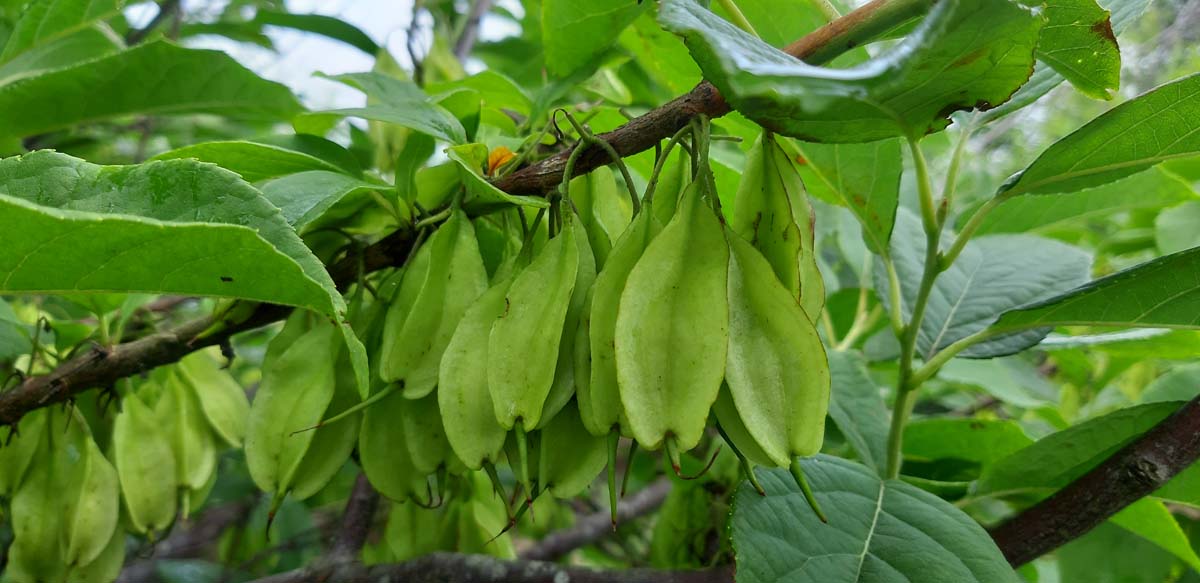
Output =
[
  {"x1": 723, "y1": 229, "x2": 830, "y2": 464},
  {"x1": 400, "y1": 391, "x2": 458, "y2": 475},
  {"x1": 113, "y1": 391, "x2": 178, "y2": 537},
  {"x1": 731, "y1": 132, "x2": 825, "y2": 320},
  {"x1": 651, "y1": 147, "x2": 690, "y2": 227},
  {"x1": 63, "y1": 524, "x2": 126, "y2": 583},
  {"x1": 583, "y1": 208, "x2": 662, "y2": 437},
  {"x1": 488, "y1": 218, "x2": 580, "y2": 430},
  {"x1": 385, "y1": 500, "x2": 457, "y2": 561},
  {"x1": 177, "y1": 349, "x2": 250, "y2": 448},
  {"x1": 157, "y1": 372, "x2": 217, "y2": 512},
  {"x1": 456, "y1": 472, "x2": 516, "y2": 559},
  {"x1": 245, "y1": 321, "x2": 339, "y2": 499},
  {"x1": 537, "y1": 400, "x2": 608, "y2": 498},
  {"x1": 568, "y1": 166, "x2": 634, "y2": 268},
  {"x1": 539, "y1": 213, "x2": 597, "y2": 429},
  {"x1": 381, "y1": 209, "x2": 488, "y2": 398},
  {"x1": 439, "y1": 278, "x2": 513, "y2": 470},
  {"x1": 288, "y1": 349, "x2": 362, "y2": 501},
  {"x1": 0, "y1": 409, "x2": 46, "y2": 498},
  {"x1": 615, "y1": 184, "x2": 728, "y2": 451},
  {"x1": 360, "y1": 388, "x2": 433, "y2": 504}
]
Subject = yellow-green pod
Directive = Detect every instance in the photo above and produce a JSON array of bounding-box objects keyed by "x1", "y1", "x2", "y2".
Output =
[
  {"x1": 113, "y1": 391, "x2": 177, "y2": 537},
  {"x1": 568, "y1": 166, "x2": 634, "y2": 268},
  {"x1": 456, "y1": 472, "x2": 516, "y2": 558},
  {"x1": 381, "y1": 209, "x2": 488, "y2": 398},
  {"x1": 8, "y1": 410, "x2": 68, "y2": 579},
  {"x1": 288, "y1": 349, "x2": 362, "y2": 501},
  {"x1": 584, "y1": 208, "x2": 662, "y2": 437},
  {"x1": 61, "y1": 413, "x2": 120, "y2": 568},
  {"x1": 244, "y1": 321, "x2": 339, "y2": 499},
  {"x1": 0, "y1": 409, "x2": 46, "y2": 497},
  {"x1": 731, "y1": 132, "x2": 825, "y2": 320},
  {"x1": 724, "y1": 229, "x2": 830, "y2": 463},
  {"x1": 652, "y1": 147, "x2": 690, "y2": 227},
  {"x1": 615, "y1": 184, "x2": 728, "y2": 451},
  {"x1": 360, "y1": 388, "x2": 433, "y2": 504},
  {"x1": 439, "y1": 279, "x2": 514, "y2": 470},
  {"x1": 538, "y1": 400, "x2": 608, "y2": 498},
  {"x1": 385, "y1": 500, "x2": 457, "y2": 561},
  {"x1": 539, "y1": 214, "x2": 597, "y2": 429},
  {"x1": 157, "y1": 372, "x2": 217, "y2": 501},
  {"x1": 177, "y1": 349, "x2": 250, "y2": 448},
  {"x1": 712, "y1": 385, "x2": 776, "y2": 468},
  {"x1": 488, "y1": 219, "x2": 580, "y2": 430},
  {"x1": 63, "y1": 524, "x2": 126, "y2": 583},
  {"x1": 378, "y1": 235, "x2": 432, "y2": 368},
  {"x1": 401, "y1": 391, "x2": 457, "y2": 475}
]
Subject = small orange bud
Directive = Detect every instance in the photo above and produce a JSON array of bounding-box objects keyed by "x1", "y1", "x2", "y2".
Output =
[{"x1": 487, "y1": 146, "x2": 516, "y2": 175}]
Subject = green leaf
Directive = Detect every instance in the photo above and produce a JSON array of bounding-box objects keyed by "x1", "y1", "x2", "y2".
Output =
[
  {"x1": 426, "y1": 70, "x2": 533, "y2": 116},
  {"x1": 991, "y1": 246, "x2": 1200, "y2": 333},
  {"x1": 1143, "y1": 364, "x2": 1200, "y2": 404},
  {"x1": 0, "y1": 41, "x2": 303, "y2": 141},
  {"x1": 733, "y1": 456, "x2": 1019, "y2": 583},
  {"x1": 0, "y1": 151, "x2": 369, "y2": 395},
  {"x1": 151, "y1": 136, "x2": 362, "y2": 183},
  {"x1": 880, "y1": 210, "x2": 1092, "y2": 359},
  {"x1": 1156, "y1": 200, "x2": 1200, "y2": 255},
  {"x1": 978, "y1": 402, "x2": 1179, "y2": 494},
  {"x1": 0, "y1": 297, "x2": 31, "y2": 361},
  {"x1": 1109, "y1": 498, "x2": 1200, "y2": 572},
  {"x1": 445, "y1": 144, "x2": 549, "y2": 212},
  {"x1": 542, "y1": 0, "x2": 644, "y2": 77},
  {"x1": 0, "y1": 194, "x2": 334, "y2": 311},
  {"x1": 980, "y1": 0, "x2": 1153, "y2": 123},
  {"x1": 791, "y1": 138, "x2": 902, "y2": 254},
  {"x1": 260, "y1": 171, "x2": 393, "y2": 233},
  {"x1": 903, "y1": 418, "x2": 1032, "y2": 467},
  {"x1": 0, "y1": 0, "x2": 123, "y2": 63},
  {"x1": 1033, "y1": 0, "x2": 1120, "y2": 100},
  {"x1": 938, "y1": 358, "x2": 1057, "y2": 409},
  {"x1": 1000, "y1": 73, "x2": 1200, "y2": 197},
  {"x1": 305, "y1": 72, "x2": 467, "y2": 144},
  {"x1": 0, "y1": 25, "x2": 123, "y2": 87},
  {"x1": 659, "y1": 0, "x2": 1043, "y2": 142},
  {"x1": 969, "y1": 168, "x2": 1195, "y2": 236},
  {"x1": 1058, "y1": 523, "x2": 1179, "y2": 583},
  {"x1": 826, "y1": 350, "x2": 889, "y2": 475},
  {"x1": 252, "y1": 10, "x2": 379, "y2": 55}
]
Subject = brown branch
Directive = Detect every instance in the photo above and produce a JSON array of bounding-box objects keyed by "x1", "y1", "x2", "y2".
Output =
[
  {"x1": 991, "y1": 395, "x2": 1200, "y2": 566},
  {"x1": 520, "y1": 478, "x2": 672, "y2": 562},
  {"x1": 453, "y1": 0, "x2": 493, "y2": 60},
  {"x1": 329, "y1": 473, "x2": 381, "y2": 562},
  {"x1": 249, "y1": 553, "x2": 733, "y2": 583},
  {"x1": 491, "y1": 0, "x2": 929, "y2": 196}
]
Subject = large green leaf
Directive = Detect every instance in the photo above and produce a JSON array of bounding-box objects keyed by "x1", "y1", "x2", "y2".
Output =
[
  {"x1": 1058, "y1": 523, "x2": 1178, "y2": 583},
  {"x1": 0, "y1": 151, "x2": 369, "y2": 396},
  {"x1": 827, "y1": 350, "x2": 889, "y2": 475},
  {"x1": 880, "y1": 211, "x2": 1092, "y2": 359},
  {"x1": 1109, "y1": 498, "x2": 1200, "y2": 572},
  {"x1": 978, "y1": 402, "x2": 1179, "y2": 495},
  {"x1": 445, "y1": 144, "x2": 549, "y2": 211},
  {"x1": 304, "y1": 72, "x2": 467, "y2": 144},
  {"x1": 0, "y1": 41, "x2": 302, "y2": 141},
  {"x1": 0, "y1": 25, "x2": 122, "y2": 86},
  {"x1": 791, "y1": 138, "x2": 902, "y2": 254},
  {"x1": 151, "y1": 137, "x2": 362, "y2": 183},
  {"x1": 252, "y1": 10, "x2": 379, "y2": 55},
  {"x1": 1155, "y1": 201, "x2": 1200, "y2": 255},
  {"x1": 542, "y1": 0, "x2": 644, "y2": 77},
  {"x1": 1142, "y1": 364, "x2": 1200, "y2": 404},
  {"x1": 733, "y1": 456, "x2": 1018, "y2": 583},
  {"x1": 0, "y1": 0, "x2": 123, "y2": 63},
  {"x1": 659, "y1": 0, "x2": 1043, "y2": 142},
  {"x1": 1032, "y1": 0, "x2": 1119, "y2": 100},
  {"x1": 991, "y1": 246, "x2": 1200, "y2": 333},
  {"x1": 903, "y1": 418, "x2": 1032, "y2": 467},
  {"x1": 260, "y1": 171, "x2": 394, "y2": 233},
  {"x1": 980, "y1": 0, "x2": 1153, "y2": 123},
  {"x1": 0, "y1": 194, "x2": 336, "y2": 311},
  {"x1": 970, "y1": 168, "x2": 1195, "y2": 236},
  {"x1": 938, "y1": 358, "x2": 1057, "y2": 409},
  {"x1": 999, "y1": 73, "x2": 1200, "y2": 197}
]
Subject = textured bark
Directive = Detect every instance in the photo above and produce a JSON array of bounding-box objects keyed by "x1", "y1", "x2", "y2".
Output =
[{"x1": 990, "y1": 395, "x2": 1200, "y2": 566}]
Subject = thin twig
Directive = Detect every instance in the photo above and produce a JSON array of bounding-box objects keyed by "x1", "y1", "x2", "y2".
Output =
[
  {"x1": 329, "y1": 473, "x2": 381, "y2": 562},
  {"x1": 520, "y1": 478, "x2": 672, "y2": 562},
  {"x1": 453, "y1": 0, "x2": 493, "y2": 60}
]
